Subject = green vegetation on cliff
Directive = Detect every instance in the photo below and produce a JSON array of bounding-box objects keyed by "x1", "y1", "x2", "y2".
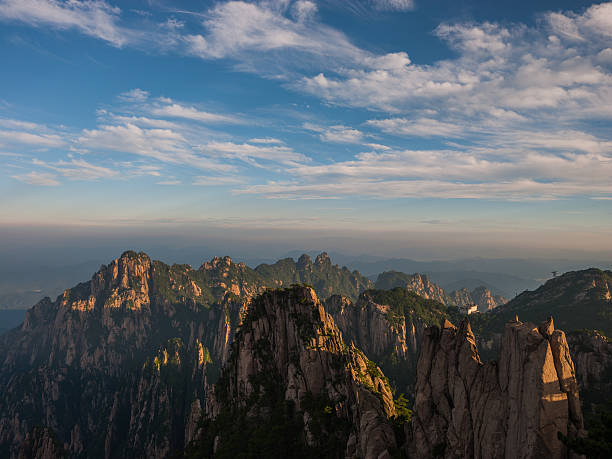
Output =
[
  {"x1": 255, "y1": 253, "x2": 372, "y2": 301},
  {"x1": 364, "y1": 287, "x2": 460, "y2": 327},
  {"x1": 469, "y1": 269, "x2": 612, "y2": 341}
]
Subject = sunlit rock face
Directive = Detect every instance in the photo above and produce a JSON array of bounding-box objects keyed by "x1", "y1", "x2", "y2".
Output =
[
  {"x1": 205, "y1": 286, "x2": 398, "y2": 459},
  {"x1": 412, "y1": 316, "x2": 584, "y2": 459},
  {"x1": 0, "y1": 251, "x2": 261, "y2": 458}
]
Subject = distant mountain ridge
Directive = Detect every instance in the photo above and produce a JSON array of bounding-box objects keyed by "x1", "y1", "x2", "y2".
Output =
[
  {"x1": 473, "y1": 268, "x2": 612, "y2": 339},
  {"x1": 254, "y1": 252, "x2": 372, "y2": 301},
  {"x1": 374, "y1": 271, "x2": 507, "y2": 312}
]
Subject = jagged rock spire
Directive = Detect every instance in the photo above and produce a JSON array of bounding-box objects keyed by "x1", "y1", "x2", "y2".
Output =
[{"x1": 538, "y1": 316, "x2": 555, "y2": 337}]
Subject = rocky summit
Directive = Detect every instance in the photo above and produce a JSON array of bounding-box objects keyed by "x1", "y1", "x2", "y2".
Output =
[{"x1": 0, "y1": 251, "x2": 604, "y2": 458}]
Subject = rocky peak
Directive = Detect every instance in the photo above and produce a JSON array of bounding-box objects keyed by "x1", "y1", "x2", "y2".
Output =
[
  {"x1": 405, "y1": 274, "x2": 450, "y2": 305},
  {"x1": 448, "y1": 285, "x2": 506, "y2": 312},
  {"x1": 200, "y1": 255, "x2": 233, "y2": 271},
  {"x1": 376, "y1": 271, "x2": 450, "y2": 305},
  {"x1": 57, "y1": 251, "x2": 153, "y2": 312},
  {"x1": 471, "y1": 285, "x2": 506, "y2": 311},
  {"x1": 296, "y1": 253, "x2": 313, "y2": 270},
  {"x1": 314, "y1": 252, "x2": 332, "y2": 267},
  {"x1": 412, "y1": 316, "x2": 584, "y2": 458},
  {"x1": 204, "y1": 286, "x2": 398, "y2": 458}
]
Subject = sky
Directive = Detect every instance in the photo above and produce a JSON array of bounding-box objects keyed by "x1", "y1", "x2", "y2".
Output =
[{"x1": 0, "y1": 0, "x2": 611, "y2": 260}]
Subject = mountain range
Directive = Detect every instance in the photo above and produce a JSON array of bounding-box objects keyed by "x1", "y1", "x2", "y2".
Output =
[{"x1": 0, "y1": 250, "x2": 610, "y2": 458}]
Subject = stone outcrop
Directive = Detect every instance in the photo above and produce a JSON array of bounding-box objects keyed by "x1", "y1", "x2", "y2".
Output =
[
  {"x1": 400, "y1": 273, "x2": 449, "y2": 304},
  {"x1": 326, "y1": 294, "x2": 413, "y2": 359},
  {"x1": 412, "y1": 316, "x2": 584, "y2": 458},
  {"x1": 566, "y1": 330, "x2": 612, "y2": 413},
  {"x1": 449, "y1": 286, "x2": 507, "y2": 312},
  {"x1": 325, "y1": 289, "x2": 453, "y2": 397},
  {"x1": 375, "y1": 271, "x2": 505, "y2": 311},
  {"x1": 205, "y1": 286, "x2": 397, "y2": 459}
]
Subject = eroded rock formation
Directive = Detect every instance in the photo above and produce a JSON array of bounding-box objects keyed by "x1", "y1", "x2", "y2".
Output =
[
  {"x1": 204, "y1": 286, "x2": 398, "y2": 459},
  {"x1": 412, "y1": 316, "x2": 584, "y2": 458},
  {"x1": 567, "y1": 330, "x2": 612, "y2": 413}
]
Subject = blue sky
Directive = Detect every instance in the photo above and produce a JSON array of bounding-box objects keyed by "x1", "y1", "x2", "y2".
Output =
[{"x1": 0, "y1": 0, "x2": 611, "y2": 258}]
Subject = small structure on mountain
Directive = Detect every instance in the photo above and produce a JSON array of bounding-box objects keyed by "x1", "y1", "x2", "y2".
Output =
[{"x1": 458, "y1": 303, "x2": 478, "y2": 315}]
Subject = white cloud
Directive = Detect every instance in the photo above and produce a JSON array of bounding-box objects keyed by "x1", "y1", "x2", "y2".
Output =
[
  {"x1": 32, "y1": 157, "x2": 119, "y2": 180},
  {"x1": 303, "y1": 123, "x2": 364, "y2": 144},
  {"x1": 295, "y1": 4, "x2": 612, "y2": 123},
  {"x1": 151, "y1": 103, "x2": 239, "y2": 124},
  {"x1": 236, "y1": 146, "x2": 612, "y2": 200},
  {"x1": 370, "y1": 0, "x2": 415, "y2": 12},
  {"x1": 249, "y1": 137, "x2": 284, "y2": 144},
  {"x1": 549, "y1": 3, "x2": 612, "y2": 40},
  {"x1": 292, "y1": 0, "x2": 317, "y2": 22},
  {"x1": 435, "y1": 22, "x2": 510, "y2": 54},
  {"x1": 12, "y1": 171, "x2": 60, "y2": 186},
  {"x1": 494, "y1": 130, "x2": 612, "y2": 155},
  {"x1": 201, "y1": 141, "x2": 308, "y2": 166},
  {"x1": 0, "y1": 0, "x2": 127, "y2": 46},
  {"x1": 107, "y1": 115, "x2": 180, "y2": 130},
  {"x1": 0, "y1": 118, "x2": 41, "y2": 130},
  {"x1": 78, "y1": 122, "x2": 235, "y2": 172},
  {"x1": 547, "y1": 12, "x2": 584, "y2": 41},
  {"x1": 118, "y1": 88, "x2": 149, "y2": 102},
  {"x1": 367, "y1": 117, "x2": 462, "y2": 137},
  {"x1": 0, "y1": 129, "x2": 65, "y2": 147},
  {"x1": 183, "y1": 0, "x2": 367, "y2": 74},
  {"x1": 583, "y1": 3, "x2": 612, "y2": 37},
  {"x1": 597, "y1": 48, "x2": 612, "y2": 64},
  {"x1": 192, "y1": 175, "x2": 243, "y2": 186},
  {"x1": 237, "y1": 177, "x2": 612, "y2": 201},
  {"x1": 320, "y1": 125, "x2": 364, "y2": 143},
  {"x1": 365, "y1": 143, "x2": 391, "y2": 150}
]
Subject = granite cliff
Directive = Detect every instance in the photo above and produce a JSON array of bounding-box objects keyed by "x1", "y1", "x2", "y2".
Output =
[
  {"x1": 191, "y1": 286, "x2": 400, "y2": 458},
  {"x1": 325, "y1": 288, "x2": 458, "y2": 397},
  {"x1": 412, "y1": 316, "x2": 584, "y2": 458}
]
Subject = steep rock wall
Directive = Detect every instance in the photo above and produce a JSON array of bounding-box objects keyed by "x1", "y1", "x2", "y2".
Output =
[{"x1": 412, "y1": 317, "x2": 584, "y2": 459}]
